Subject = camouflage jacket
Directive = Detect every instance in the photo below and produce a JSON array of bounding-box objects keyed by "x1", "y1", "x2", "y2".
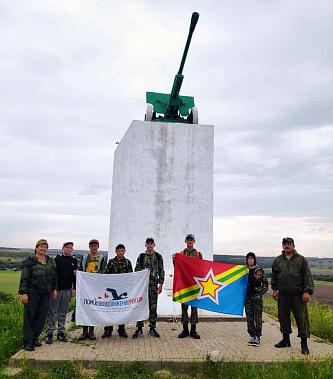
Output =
[
  {"x1": 135, "y1": 251, "x2": 165, "y2": 285},
  {"x1": 247, "y1": 265, "x2": 268, "y2": 297},
  {"x1": 19, "y1": 255, "x2": 58, "y2": 295},
  {"x1": 104, "y1": 257, "x2": 133, "y2": 274},
  {"x1": 271, "y1": 250, "x2": 314, "y2": 295},
  {"x1": 180, "y1": 248, "x2": 203, "y2": 259}
]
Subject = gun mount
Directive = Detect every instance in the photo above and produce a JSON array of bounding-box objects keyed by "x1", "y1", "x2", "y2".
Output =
[{"x1": 145, "y1": 12, "x2": 200, "y2": 124}]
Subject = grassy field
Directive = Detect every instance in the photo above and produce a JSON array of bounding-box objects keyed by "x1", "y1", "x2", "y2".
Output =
[
  {"x1": 0, "y1": 292, "x2": 332, "y2": 378},
  {"x1": 0, "y1": 271, "x2": 20, "y2": 294},
  {"x1": 263, "y1": 297, "x2": 333, "y2": 343}
]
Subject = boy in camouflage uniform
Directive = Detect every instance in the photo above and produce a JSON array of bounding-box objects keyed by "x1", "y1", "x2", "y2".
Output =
[
  {"x1": 102, "y1": 244, "x2": 133, "y2": 339},
  {"x1": 244, "y1": 252, "x2": 268, "y2": 347},
  {"x1": 133, "y1": 237, "x2": 165, "y2": 338},
  {"x1": 272, "y1": 237, "x2": 314, "y2": 355},
  {"x1": 172, "y1": 234, "x2": 202, "y2": 339}
]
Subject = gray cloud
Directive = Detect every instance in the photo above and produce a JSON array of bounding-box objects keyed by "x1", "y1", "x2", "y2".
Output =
[{"x1": 0, "y1": 0, "x2": 332, "y2": 253}]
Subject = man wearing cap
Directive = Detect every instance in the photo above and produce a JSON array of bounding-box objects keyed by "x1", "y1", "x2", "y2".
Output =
[
  {"x1": 271, "y1": 237, "x2": 314, "y2": 355},
  {"x1": 133, "y1": 237, "x2": 165, "y2": 338},
  {"x1": 78, "y1": 239, "x2": 106, "y2": 340},
  {"x1": 45, "y1": 242, "x2": 77, "y2": 344},
  {"x1": 101, "y1": 244, "x2": 133, "y2": 339},
  {"x1": 172, "y1": 234, "x2": 202, "y2": 339}
]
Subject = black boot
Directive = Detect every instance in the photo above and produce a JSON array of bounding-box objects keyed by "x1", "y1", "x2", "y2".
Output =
[
  {"x1": 275, "y1": 333, "x2": 291, "y2": 348},
  {"x1": 102, "y1": 326, "x2": 113, "y2": 338},
  {"x1": 79, "y1": 326, "x2": 88, "y2": 340},
  {"x1": 133, "y1": 327, "x2": 143, "y2": 339},
  {"x1": 57, "y1": 332, "x2": 68, "y2": 342},
  {"x1": 118, "y1": 325, "x2": 128, "y2": 338},
  {"x1": 178, "y1": 324, "x2": 189, "y2": 338},
  {"x1": 301, "y1": 338, "x2": 310, "y2": 355},
  {"x1": 190, "y1": 324, "x2": 200, "y2": 339},
  {"x1": 88, "y1": 326, "x2": 96, "y2": 340},
  {"x1": 45, "y1": 333, "x2": 53, "y2": 344}
]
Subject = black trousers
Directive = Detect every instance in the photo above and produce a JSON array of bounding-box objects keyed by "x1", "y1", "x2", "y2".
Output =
[{"x1": 23, "y1": 292, "x2": 50, "y2": 346}]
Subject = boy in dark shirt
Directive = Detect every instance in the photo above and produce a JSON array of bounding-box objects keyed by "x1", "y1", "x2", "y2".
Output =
[
  {"x1": 45, "y1": 242, "x2": 77, "y2": 344},
  {"x1": 245, "y1": 252, "x2": 268, "y2": 347}
]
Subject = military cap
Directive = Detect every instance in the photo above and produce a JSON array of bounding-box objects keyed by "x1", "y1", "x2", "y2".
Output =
[
  {"x1": 89, "y1": 239, "x2": 99, "y2": 245},
  {"x1": 185, "y1": 233, "x2": 195, "y2": 239},
  {"x1": 63, "y1": 241, "x2": 74, "y2": 247},
  {"x1": 36, "y1": 239, "x2": 48, "y2": 248},
  {"x1": 146, "y1": 237, "x2": 155, "y2": 243},
  {"x1": 282, "y1": 237, "x2": 294, "y2": 244}
]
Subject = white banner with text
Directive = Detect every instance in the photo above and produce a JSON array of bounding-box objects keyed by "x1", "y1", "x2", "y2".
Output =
[{"x1": 76, "y1": 270, "x2": 149, "y2": 326}]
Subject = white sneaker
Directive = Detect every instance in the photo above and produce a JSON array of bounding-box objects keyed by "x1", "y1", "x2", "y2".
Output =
[
  {"x1": 248, "y1": 336, "x2": 256, "y2": 346},
  {"x1": 253, "y1": 336, "x2": 260, "y2": 347}
]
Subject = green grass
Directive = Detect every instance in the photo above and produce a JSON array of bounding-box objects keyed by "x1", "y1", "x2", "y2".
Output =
[
  {"x1": 314, "y1": 280, "x2": 333, "y2": 285},
  {"x1": 0, "y1": 293, "x2": 23, "y2": 367},
  {"x1": 263, "y1": 297, "x2": 333, "y2": 343},
  {"x1": 1, "y1": 358, "x2": 333, "y2": 378},
  {"x1": 0, "y1": 271, "x2": 21, "y2": 294}
]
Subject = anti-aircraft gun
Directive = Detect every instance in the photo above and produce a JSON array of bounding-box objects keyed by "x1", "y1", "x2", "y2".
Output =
[{"x1": 145, "y1": 12, "x2": 200, "y2": 124}]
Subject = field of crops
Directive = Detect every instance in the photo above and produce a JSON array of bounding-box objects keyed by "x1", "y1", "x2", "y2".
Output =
[{"x1": 0, "y1": 271, "x2": 20, "y2": 294}]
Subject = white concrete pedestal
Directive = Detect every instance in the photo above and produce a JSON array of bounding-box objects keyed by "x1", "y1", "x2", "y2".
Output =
[{"x1": 108, "y1": 120, "x2": 214, "y2": 315}]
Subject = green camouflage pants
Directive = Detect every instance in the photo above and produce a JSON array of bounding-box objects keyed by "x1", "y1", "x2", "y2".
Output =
[
  {"x1": 245, "y1": 295, "x2": 263, "y2": 337},
  {"x1": 278, "y1": 292, "x2": 310, "y2": 338},
  {"x1": 23, "y1": 292, "x2": 50, "y2": 346},
  {"x1": 181, "y1": 304, "x2": 198, "y2": 325},
  {"x1": 137, "y1": 283, "x2": 158, "y2": 328}
]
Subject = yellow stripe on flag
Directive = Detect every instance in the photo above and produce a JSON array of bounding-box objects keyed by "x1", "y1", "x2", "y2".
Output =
[
  {"x1": 173, "y1": 293, "x2": 199, "y2": 303},
  {"x1": 173, "y1": 284, "x2": 199, "y2": 299},
  {"x1": 215, "y1": 265, "x2": 245, "y2": 281}
]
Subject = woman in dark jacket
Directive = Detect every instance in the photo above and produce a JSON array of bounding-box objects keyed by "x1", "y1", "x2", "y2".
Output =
[{"x1": 18, "y1": 239, "x2": 58, "y2": 351}]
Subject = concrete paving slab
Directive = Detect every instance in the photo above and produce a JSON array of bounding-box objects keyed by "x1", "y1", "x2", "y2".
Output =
[{"x1": 9, "y1": 313, "x2": 333, "y2": 369}]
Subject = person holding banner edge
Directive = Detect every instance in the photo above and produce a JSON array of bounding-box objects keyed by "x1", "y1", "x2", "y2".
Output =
[
  {"x1": 102, "y1": 244, "x2": 133, "y2": 339},
  {"x1": 78, "y1": 239, "x2": 106, "y2": 341},
  {"x1": 133, "y1": 237, "x2": 165, "y2": 338},
  {"x1": 172, "y1": 233, "x2": 202, "y2": 339}
]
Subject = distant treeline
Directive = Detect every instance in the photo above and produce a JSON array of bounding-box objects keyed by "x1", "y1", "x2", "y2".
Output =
[
  {"x1": 213, "y1": 255, "x2": 333, "y2": 282},
  {"x1": 213, "y1": 254, "x2": 333, "y2": 269},
  {"x1": 0, "y1": 249, "x2": 107, "y2": 270}
]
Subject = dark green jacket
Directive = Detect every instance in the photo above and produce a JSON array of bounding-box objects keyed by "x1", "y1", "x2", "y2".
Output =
[
  {"x1": 19, "y1": 255, "x2": 58, "y2": 295},
  {"x1": 247, "y1": 265, "x2": 268, "y2": 297},
  {"x1": 104, "y1": 257, "x2": 133, "y2": 274},
  {"x1": 271, "y1": 250, "x2": 314, "y2": 295},
  {"x1": 135, "y1": 251, "x2": 165, "y2": 285}
]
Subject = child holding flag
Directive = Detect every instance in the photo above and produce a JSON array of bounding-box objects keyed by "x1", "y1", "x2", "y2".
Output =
[{"x1": 245, "y1": 252, "x2": 268, "y2": 347}]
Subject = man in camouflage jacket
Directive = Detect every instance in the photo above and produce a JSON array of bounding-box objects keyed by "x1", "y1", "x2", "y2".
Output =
[
  {"x1": 172, "y1": 234, "x2": 202, "y2": 339},
  {"x1": 271, "y1": 237, "x2": 314, "y2": 355},
  {"x1": 133, "y1": 237, "x2": 165, "y2": 339},
  {"x1": 102, "y1": 244, "x2": 133, "y2": 338}
]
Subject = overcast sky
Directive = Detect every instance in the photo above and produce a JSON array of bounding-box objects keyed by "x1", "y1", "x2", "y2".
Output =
[{"x1": 1, "y1": 1, "x2": 332, "y2": 257}]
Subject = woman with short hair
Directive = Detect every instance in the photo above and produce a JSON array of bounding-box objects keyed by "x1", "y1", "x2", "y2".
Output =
[{"x1": 18, "y1": 239, "x2": 58, "y2": 351}]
